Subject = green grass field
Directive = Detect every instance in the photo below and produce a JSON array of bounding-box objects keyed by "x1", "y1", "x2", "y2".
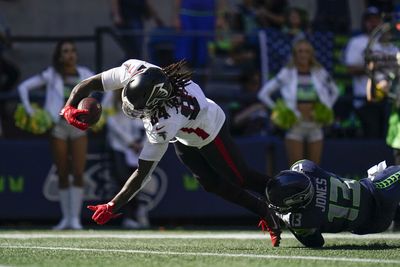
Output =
[{"x1": 1, "y1": 230, "x2": 400, "y2": 267}]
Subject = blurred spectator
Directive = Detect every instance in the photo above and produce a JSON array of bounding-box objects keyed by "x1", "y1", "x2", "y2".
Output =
[
  {"x1": 313, "y1": 0, "x2": 350, "y2": 34},
  {"x1": 287, "y1": 0, "x2": 317, "y2": 22},
  {"x1": 227, "y1": 0, "x2": 264, "y2": 68},
  {"x1": 17, "y1": 40, "x2": 93, "y2": 230},
  {"x1": 344, "y1": 6, "x2": 386, "y2": 138},
  {"x1": 102, "y1": 90, "x2": 150, "y2": 229},
  {"x1": 208, "y1": 2, "x2": 259, "y2": 72},
  {"x1": 257, "y1": 0, "x2": 288, "y2": 29},
  {"x1": 258, "y1": 39, "x2": 339, "y2": 166},
  {"x1": 282, "y1": 7, "x2": 311, "y2": 42},
  {"x1": 173, "y1": 0, "x2": 227, "y2": 68},
  {"x1": 0, "y1": 12, "x2": 20, "y2": 137},
  {"x1": 230, "y1": 69, "x2": 268, "y2": 136},
  {"x1": 234, "y1": 0, "x2": 261, "y2": 35},
  {"x1": 110, "y1": 0, "x2": 163, "y2": 60},
  {"x1": 0, "y1": 13, "x2": 19, "y2": 92},
  {"x1": 366, "y1": 0, "x2": 394, "y2": 15}
]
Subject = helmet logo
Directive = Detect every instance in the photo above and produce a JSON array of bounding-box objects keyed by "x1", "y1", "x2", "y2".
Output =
[
  {"x1": 146, "y1": 83, "x2": 170, "y2": 107},
  {"x1": 282, "y1": 182, "x2": 314, "y2": 210}
]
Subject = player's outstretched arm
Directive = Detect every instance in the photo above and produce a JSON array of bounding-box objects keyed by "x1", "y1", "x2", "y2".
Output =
[
  {"x1": 87, "y1": 159, "x2": 157, "y2": 225},
  {"x1": 112, "y1": 159, "x2": 157, "y2": 210},
  {"x1": 289, "y1": 228, "x2": 325, "y2": 248}
]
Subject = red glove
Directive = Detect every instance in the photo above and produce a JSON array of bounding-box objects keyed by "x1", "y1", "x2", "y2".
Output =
[
  {"x1": 87, "y1": 202, "x2": 122, "y2": 225},
  {"x1": 60, "y1": 105, "x2": 89, "y2": 131}
]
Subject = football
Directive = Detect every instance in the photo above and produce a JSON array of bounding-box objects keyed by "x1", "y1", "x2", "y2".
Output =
[{"x1": 77, "y1": 97, "x2": 102, "y2": 126}]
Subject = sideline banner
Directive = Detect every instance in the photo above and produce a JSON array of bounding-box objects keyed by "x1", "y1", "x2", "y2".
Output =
[{"x1": 0, "y1": 137, "x2": 393, "y2": 220}]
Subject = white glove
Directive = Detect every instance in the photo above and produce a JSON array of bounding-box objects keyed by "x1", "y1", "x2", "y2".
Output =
[{"x1": 367, "y1": 160, "x2": 387, "y2": 180}]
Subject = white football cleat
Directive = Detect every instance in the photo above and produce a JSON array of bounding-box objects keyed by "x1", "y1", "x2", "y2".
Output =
[
  {"x1": 122, "y1": 218, "x2": 141, "y2": 229},
  {"x1": 70, "y1": 217, "x2": 83, "y2": 230},
  {"x1": 52, "y1": 218, "x2": 71, "y2": 230}
]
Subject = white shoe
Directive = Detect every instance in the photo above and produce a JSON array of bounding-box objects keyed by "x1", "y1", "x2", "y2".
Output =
[
  {"x1": 136, "y1": 206, "x2": 150, "y2": 228},
  {"x1": 122, "y1": 218, "x2": 141, "y2": 229},
  {"x1": 52, "y1": 218, "x2": 70, "y2": 230},
  {"x1": 70, "y1": 218, "x2": 83, "y2": 230},
  {"x1": 54, "y1": 189, "x2": 71, "y2": 230},
  {"x1": 137, "y1": 216, "x2": 150, "y2": 228}
]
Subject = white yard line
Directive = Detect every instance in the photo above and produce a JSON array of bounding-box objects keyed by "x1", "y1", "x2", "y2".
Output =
[
  {"x1": 0, "y1": 232, "x2": 400, "y2": 239},
  {"x1": 0, "y1": 245, "x2": 399, "y2": 265}
]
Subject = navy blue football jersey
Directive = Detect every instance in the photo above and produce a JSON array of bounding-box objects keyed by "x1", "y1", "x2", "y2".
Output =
[
  {"x1": 277, "y1": 160, "x2": 400, "y2": 247},
  {"x1": 276, "y1": 160, "x2": 373, "y2": 246}
]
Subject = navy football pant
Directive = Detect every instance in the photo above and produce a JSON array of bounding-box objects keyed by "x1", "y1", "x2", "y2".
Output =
[{"x1": 360, "y1": 165, "x2": 400, "y2": 233}]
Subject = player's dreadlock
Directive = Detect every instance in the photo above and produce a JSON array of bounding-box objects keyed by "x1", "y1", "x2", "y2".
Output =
[
  {"x1": 157, "y1": 60, "x2": 193, "y2": 114},
  {"x1": 163, "y1": 60, "x2": 192, "y2": 94}
]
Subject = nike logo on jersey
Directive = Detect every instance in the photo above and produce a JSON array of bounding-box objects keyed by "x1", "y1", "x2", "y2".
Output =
[{"x1": 156, "y1": 125, "x2": 165, "y2": 131}]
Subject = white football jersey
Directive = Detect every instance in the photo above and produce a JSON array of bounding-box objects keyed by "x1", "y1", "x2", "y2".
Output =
[{"x1": 101, "y1": 59, "x2": 226, "y2": 161}]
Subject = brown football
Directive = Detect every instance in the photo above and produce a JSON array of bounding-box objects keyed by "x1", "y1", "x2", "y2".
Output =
[{"x1": 77, "y1": 97, "x2": 102, "y2": 126}]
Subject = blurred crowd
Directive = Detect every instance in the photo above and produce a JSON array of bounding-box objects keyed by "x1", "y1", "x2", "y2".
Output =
[{"x1": 0, "y1": 0, "x2": 397, "y2": 139}]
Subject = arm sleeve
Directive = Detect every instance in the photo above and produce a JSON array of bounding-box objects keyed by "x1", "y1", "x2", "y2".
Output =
[
  {"x1": 17, "y1": 73, "x2": 47, "y2": 115},
  {"x1": 321, "y1": 69, "x2": 340, "y2": 108},
  {"x1": 101, "y1": 59, "x2": 159, "y2": 91},
  {"x1": 327, "y1": 76, "x2": 340, "y2": 108},
  {"x1": 257, "y1": 69, "x2": 286, "y2": 108},
  {"x1": 101, "y1": 66, "x2": 130, "y2": 91},
  {"x1": 139, "y1": 139, "x2": 169, "y2": 162}
]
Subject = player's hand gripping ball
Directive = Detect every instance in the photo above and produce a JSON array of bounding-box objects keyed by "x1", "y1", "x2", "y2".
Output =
[{"x1": 77, "y1": 97, "x2": 102, "y2": 126}]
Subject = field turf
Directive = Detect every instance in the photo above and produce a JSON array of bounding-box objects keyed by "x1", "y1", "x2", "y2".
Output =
[{"x1": 0, "y1": 230, "x2": 400, "y2": 267}]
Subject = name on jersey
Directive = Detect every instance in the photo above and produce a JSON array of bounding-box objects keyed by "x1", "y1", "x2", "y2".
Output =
[{"x1": 315, "y1": 178, "x2": 327, "y2": 212}]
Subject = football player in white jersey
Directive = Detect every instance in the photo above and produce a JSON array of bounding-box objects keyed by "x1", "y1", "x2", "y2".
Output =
[{"x1": 61, "y1": 60, "x2": 281, "y2": 246}]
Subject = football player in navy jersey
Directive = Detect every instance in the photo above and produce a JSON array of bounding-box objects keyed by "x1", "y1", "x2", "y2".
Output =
[
  {"x1": 265, "y1": 159, "x2": 400, "y2": 247},
  {"x1": 60, "y1": 60, "x2": 281, "y2": 246}
]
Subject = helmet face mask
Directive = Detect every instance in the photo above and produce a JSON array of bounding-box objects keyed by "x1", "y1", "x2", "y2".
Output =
[
  {"x1": 121, "y1": 97, "x2": 148, "y2": 119},
  {"x1": 121, "y1": 67, "x2": 172, "y2": 119},
  {"x1": 265, "y1": 170, "x2": 314, "y2": 214}
]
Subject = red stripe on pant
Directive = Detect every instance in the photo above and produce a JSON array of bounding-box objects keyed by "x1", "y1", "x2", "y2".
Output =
[
  {"x1": 213, "y1": 135, "x2": 245, "y2": 185},
  {"x1": 181, "y1": 127, "x2": 210, "y2": 140}
]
